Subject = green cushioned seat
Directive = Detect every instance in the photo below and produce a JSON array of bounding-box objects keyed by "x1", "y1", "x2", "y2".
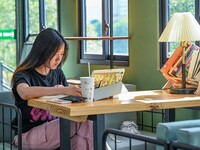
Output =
[
  {"x1": 156, "y1": 120, "x2": 200, "y2": 150},
  {"x1": 177, "y1": 127, "x2": 200, "y2": 148},
  {"x1": 156, "y1": 120, "x2": 200, "y2": 141}
]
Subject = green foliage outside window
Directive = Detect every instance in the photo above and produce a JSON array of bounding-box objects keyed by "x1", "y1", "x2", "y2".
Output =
[{"x1": 113, "y1": 16, "x2": 128, "y2": 55}]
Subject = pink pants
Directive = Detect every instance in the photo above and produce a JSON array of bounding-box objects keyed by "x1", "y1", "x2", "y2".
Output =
[{"x1": 13, "y1": 119, "x2": 93, "y2": 150}]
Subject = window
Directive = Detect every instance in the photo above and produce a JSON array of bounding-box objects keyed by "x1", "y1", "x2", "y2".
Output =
[
  {"x1": 79, "y1": 0, "x2": 129, "y2": 67},
  {"x1": 0, "y1": 0, "x2": 16, "y2": 90},
  {"x1": 160, "y1": 0, "x2": 198, "y2": 67},
  {"x1": 23, "y1": 0, "x2": 60, "y2": 43},
  {"x1": 0, "y1": 0, "x2": 16, "y2": 69}
]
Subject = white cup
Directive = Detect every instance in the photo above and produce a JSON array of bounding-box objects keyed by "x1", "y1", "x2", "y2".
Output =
[{"x1": 80, "y1": 77, "x2": 94, "y2": 103}]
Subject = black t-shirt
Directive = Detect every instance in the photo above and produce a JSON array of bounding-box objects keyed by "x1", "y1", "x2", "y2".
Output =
[{"x1": 12, "y1": 67, "x2": 68, "y2": 133}]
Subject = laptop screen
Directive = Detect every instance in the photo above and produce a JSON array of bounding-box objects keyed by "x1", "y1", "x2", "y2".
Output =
[{"x1": 91, "y1": 68, "x2": 125, "y2": 88}]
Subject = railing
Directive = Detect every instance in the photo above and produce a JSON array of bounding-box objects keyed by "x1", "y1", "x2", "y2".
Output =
[
  {"x1": 102, "y1": 128, "x2": 169, "y2": 150},
  {"x1": 0, "y1": 61, "x2": 14, "y2": 91}
]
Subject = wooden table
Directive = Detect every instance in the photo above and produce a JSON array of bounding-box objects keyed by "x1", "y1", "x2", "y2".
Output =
[{"x1": 28, "y1": 90, "x2": 200, "y2": 150}]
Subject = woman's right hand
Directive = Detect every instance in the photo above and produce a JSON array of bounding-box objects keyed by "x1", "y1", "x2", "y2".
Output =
[{"x1": 64, "y1": 85, "x2": 82, "y2": 97}]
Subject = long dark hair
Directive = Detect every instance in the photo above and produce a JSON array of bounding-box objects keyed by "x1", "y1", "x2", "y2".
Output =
[{"x1": 12, "y1": 28, "x2": 69, "y2": 86}]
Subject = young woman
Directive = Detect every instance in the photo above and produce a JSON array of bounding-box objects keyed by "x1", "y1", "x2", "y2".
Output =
[{"x1": 11, "y1": 28, "x2": 93, "y2": 150}]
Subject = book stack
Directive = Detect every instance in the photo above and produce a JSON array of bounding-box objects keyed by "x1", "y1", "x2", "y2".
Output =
[{"x1": 161, "y1": 42, "x2": 200, "y2": 89}]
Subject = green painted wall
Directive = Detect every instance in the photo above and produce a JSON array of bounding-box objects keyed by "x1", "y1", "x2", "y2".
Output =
[
  {"x1": 59, "y1": 0, "x2": 200, "y2": 123},
  {"x1": 128, "y1": 0, "x2": 165, "y2": 90},
  {"x1": 60, "y1": 1, "x2": 87, "y2": 78}
]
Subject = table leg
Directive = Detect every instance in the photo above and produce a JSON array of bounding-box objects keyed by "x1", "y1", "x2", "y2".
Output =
[
  {"x1": 60, "y1": 118, "x2": 71, "y2": 150},
  {"x1": 165, "y1": 109, "x2": 175, "y2": 122},
  {"x1": 60, "y1": 115, "x2": 105, "y2": 150},
  {"x1": 89, "y1": 114, "x2": 105, "y2": 150}
]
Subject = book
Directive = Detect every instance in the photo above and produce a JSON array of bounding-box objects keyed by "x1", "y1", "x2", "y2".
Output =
[
  {"x1": 190, "y1": 46, "x2": 200, "y2": 77},
  {"x1": 175, "y1": 56, "x2": 192, "y2": 77},
  {"x1": 174, "y1": 44, "x2": 198, "y2": 77},
  {"x1": 194, "y1": 71, "x2": 200, "y2": 81},
  {"x1": 160, "y1": 46, "x2": 182, "y2": 74},
  {"x1": 188, "y1": 50, "x2": 200, "y2": 79},
  {"x1": 168, "y1": 43, "x2": 193, "y2": 77}
]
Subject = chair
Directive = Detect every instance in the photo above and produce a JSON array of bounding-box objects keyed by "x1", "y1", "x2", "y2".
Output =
[
  {"x1": 156, "y1": 119, "x2": 200, "y2": 150},
  {"x1": 103, "y1": 119, "x2": 200, "y2": 150},
  {"x1": 0, "y1": 91, "x2": 22, "y2": 150},
  {"x1": 170, "y1": 126, "x2": 200, "y2": 150},
  {"x1": 102, "y1": 128, "x2": 169, "y2": 150},
  {"x1": 19, "y1": 42, "x2": 32, "y2": 64}
]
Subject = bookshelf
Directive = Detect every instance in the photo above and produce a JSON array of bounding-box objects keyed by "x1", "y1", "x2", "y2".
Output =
[
  {"x1": 64, "y1": 36, "x2": 130, "y2": 41},
  {"x1": 161, "y1": 42, "x2": 200, "y2": 89}
]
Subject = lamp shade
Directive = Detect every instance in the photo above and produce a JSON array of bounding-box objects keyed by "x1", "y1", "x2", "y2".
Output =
[{"x1": 159, "y1": 12, "x2": 200, "y2": 42}]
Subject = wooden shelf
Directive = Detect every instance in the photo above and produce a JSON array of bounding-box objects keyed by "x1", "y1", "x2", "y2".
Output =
[{"x1": 64, "y1": 36, "x2": 130, "y2": 41}]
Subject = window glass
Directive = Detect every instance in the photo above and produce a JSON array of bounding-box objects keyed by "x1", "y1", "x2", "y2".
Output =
[
  {"x1": 29, "y1": 0, "x2": 40, "y2": 34},
  {"x1": 0, "y1": 0, "x2": 16, "y2": 89},
  {"x1": 28, "y1": 0, "x2": 39, "y2": 42},
  {"x1": 113, "y1": 0, "x2": 128, "y2": 55},
  {"x1": 0, "y1": 0, "x2": 16, "y2": 69},
  {"x1": 85, "y1": 0, "x2": 102, "y2": 55},
  {"x1": 27, "y1": 0, "x2": 59, "y2": 43},
  {"x1": 45, "y1": 0, "x2": 58, "y2": 29}
]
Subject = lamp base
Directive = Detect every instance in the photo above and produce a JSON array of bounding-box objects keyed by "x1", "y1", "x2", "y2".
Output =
[{"x1": 170, "y1": 88, "x2": 196, "y2": 94}]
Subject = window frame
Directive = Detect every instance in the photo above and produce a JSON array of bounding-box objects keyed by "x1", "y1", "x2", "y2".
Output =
[
  {"x1": 23, "y1": 0, "x2": 61, "y2": 43},
  {"x1": 19, "y1": 0, "x2": 60, "y2": 65},
  {"x1": 78, "y1": 0, "x2": 129, "y2": 67},
  {"x1": 160, "y1": 0, "x2": 200, "y2": 68}
]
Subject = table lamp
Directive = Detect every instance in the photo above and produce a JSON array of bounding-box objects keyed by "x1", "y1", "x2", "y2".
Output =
[{"x1": 159, "y1": 12, "x2": 200, "y2": 94}]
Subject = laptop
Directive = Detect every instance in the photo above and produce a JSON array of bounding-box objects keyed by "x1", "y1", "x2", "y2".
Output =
[
  {"x1": 91, "y1": 68, "x2": 125, "y2": 100},
  {"x1": 91, "y1": 68, "x2": 125, "y2": 88}
]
